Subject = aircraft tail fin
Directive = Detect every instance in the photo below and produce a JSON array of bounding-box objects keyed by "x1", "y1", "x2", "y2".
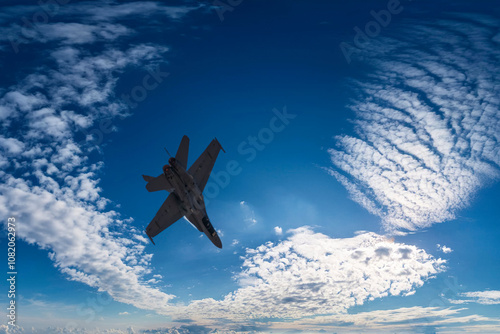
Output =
[
  {"x1": 215, "y1": 137, "x2": 225, "y2": 153},
  {"x1": 175, "y1": 135, "x2": 189, "y2": 169}
]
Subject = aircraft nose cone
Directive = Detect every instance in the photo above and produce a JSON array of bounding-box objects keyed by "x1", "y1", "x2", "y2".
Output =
[{"x1": 214, "y1": 236, "x2": 222, "y2": 249}]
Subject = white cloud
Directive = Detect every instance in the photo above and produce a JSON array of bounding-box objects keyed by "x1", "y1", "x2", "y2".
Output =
[
  {"x1": 39, "y1": 22, "x2": 131, "y2": 44},
  {"x1": 177, "y1": 227, "x2": 445, "y2": 322},
  {"x1": 134, "y1": 235, "x2": 149, "y2": 244},
  {"x1": 264, "y1": 306, "x2": 500, "y2": 333},
  {"x1": 0, "y1": 176, "x2": 175, "y2": 312},
  {"x1": 0, "y1": 22, "x2": 131, "y2": 46},
  {"x1": 450, "y1": 290, "x2": 500, "y2": 305},
  {"x1": 0, "y1": 324, "x2": 217, "y2": 334},
  {"x1": 437, "y1": 244, "x2": 453, "y2": 254},
  {"x1": 0, "y1": 2, "x2": 199, "y2": 49},
  {"x1": 0, "y1": 136, "x2": 24, "y2": 154},
  {"x1": 274, "y1": 226, "x2": 282, "y2": 235},
  {"x1": 2, "y1": 306, "x2": 500, "y2": 333},
  {"x1": 329, "y1": 15, "x2": 500, "y2": 232},
  {"x1": 0, "y1": 221, "x2": 495, "y2": 332},
  {"x1": 239, "y1": 200, "x2": 258, "y2": 225},
  {"x1": 70, "y1": 1, "x2": 200, "y2": 22},
  {"x1": 118, "y1": 311, "x2": 129, "y2": 316}
]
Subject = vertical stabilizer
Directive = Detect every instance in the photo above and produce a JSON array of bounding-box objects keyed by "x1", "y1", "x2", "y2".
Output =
[{"x1": 175, "y1": 135, "x2": 189, "y2": 169}]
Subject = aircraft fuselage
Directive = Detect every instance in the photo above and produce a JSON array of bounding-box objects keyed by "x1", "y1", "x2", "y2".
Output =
[
  {"x1": 164, "y1": 158, "x2": 222, "y2": 248},
  {"x1": 144, "y1": 136, "x2": 224, "y2": 248}
]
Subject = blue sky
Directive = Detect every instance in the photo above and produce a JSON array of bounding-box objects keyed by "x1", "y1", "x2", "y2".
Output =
[{"x1": 0, "y1": 0, "x2": 499, "y2": 333}]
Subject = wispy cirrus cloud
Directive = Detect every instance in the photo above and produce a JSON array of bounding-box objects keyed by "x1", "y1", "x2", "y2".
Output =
[
  {"x1": 450, "y1": 290, "x2": 500, "y2": 305},
  {"x1": 0, "y1": 1, "x2": 199, "y2": 51},
  {"x1": 267, "y1": 306, "x2": 500, "y2": 333},
  {"x1": 329, "y1": 14, "x2": 500, "y2": 232},
  {"x1": 1, "y1": 22, "x2": 131, "y2": 46},
  {"x1": 239, "y1": 200, "x2": 258, "y2": 225}
]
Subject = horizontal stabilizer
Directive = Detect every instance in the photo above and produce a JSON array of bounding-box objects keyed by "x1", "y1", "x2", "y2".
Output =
[
  {"x1": 145, "y1": 174, "x2": 174, "y2": 192},
  {"x1": 142, "y1": 175, "x2": 154, "y2": 182}
]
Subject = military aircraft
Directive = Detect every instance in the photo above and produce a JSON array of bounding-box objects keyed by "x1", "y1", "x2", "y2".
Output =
[{"x1": 143, "y1": 135, "x2": 225, "y2": 248}]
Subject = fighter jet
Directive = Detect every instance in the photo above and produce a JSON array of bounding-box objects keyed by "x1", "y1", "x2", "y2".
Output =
[{"x1": 143, "y1": 135, "x2": 225, "y2": 248}]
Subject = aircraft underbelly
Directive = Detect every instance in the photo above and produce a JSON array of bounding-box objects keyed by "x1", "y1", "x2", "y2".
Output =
[
  {"x1": 171, "y1": 180, "x2": 221, "y2": 248},
  {"x1": 145, "y1": 136, "x2": 224, "y2": 248},
  {"x1": 186, "y1": 212, "x2": 204, "y2": 232},
  {"x1": 185, "y1": 211, "x2": 221, "y2": 248}
]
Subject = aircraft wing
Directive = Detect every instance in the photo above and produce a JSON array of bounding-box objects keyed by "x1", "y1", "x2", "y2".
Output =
[
  {"x1": 145, "y1": 193, "x2": 184, "y2": 241},
  {"x1": 188, "y1": 138, "x2": 225, "y2": 192}
]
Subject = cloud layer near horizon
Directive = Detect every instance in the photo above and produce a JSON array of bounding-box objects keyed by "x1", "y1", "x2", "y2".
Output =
[
  {"x1": 329, "y1": 14, "x2": 500, "y2": 231},
  {"x1": 450, "y1": 290, "x2": 500, "y2": 305}
]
